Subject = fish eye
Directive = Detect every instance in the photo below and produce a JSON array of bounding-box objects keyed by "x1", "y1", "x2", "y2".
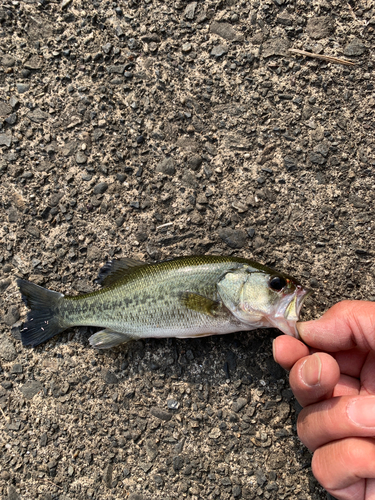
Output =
[{"x1": 269, "y1": 276, "x2": 287, "y2": 291}]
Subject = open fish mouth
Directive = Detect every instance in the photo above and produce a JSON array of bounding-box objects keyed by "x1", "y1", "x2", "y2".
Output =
[{"x1": 270, "y1": 286, "x2": 311, "y2": 337}]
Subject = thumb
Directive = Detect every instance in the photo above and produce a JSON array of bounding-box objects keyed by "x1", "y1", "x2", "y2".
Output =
[{"x1": 297, "y1": 300, "x2": 375, "y2": 352}]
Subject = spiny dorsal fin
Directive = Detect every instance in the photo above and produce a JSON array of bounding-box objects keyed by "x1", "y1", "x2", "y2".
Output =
[
  {"x1": 179, "y1": 291, "x2": 221, "y2": 317},
  {"x1": 95, "y1": 258, "x2": 145, "y2": 287}
]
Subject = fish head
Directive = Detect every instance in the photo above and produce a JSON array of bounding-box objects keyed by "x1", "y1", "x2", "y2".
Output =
[{"x1": 218, "y1": 266, "x2": 310, "y2": 337}]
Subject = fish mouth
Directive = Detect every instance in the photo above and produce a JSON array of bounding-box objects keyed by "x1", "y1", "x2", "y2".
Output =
[{"x1": 270, "y1": 286, "x2": 311, "y2": 337}]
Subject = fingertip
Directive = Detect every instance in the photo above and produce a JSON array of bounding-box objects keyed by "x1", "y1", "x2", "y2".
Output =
[{"x1": 272, "y1": 335, "x2": 310, "y2": 371}]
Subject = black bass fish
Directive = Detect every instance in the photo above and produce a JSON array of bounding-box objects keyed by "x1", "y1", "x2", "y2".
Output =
[{"x1": 17, "y1": 255, "x2": 310, "y2": 349}]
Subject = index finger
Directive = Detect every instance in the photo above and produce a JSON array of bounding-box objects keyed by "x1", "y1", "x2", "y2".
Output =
[{"x1": 297, "y1": 301, "x2": 375, "y2": 352}]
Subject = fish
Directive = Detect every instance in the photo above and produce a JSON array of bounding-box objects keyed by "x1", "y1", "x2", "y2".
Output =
[{"x1": 16, "y1": 255, "x2": 310, "y2": 349}]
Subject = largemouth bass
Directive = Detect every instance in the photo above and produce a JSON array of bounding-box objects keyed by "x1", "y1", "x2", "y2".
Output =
[{"x1": 17, "y1": 255, "x2": 310, "y2": 349}]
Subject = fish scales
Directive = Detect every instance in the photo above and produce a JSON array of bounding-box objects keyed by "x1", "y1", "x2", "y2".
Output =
[{"x1": 61, "y1": 256, "x2": 246, "y2": 336}]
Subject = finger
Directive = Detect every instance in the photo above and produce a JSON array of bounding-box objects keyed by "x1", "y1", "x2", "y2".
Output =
[
  {"x1": 298, "y1": 395, "x2": 375, "y2": 451},
  {"x1": 312, "y1": 437, "x2": 375, "y2": 500},
  {"x1": 272, "y1": 335, "x2": 310, "y2": 370},
  {"x1": 297, "y1": 300, "x2": 375, "y2": 352},
  {"x1": 332, "y1": 374, "x2": 360, "y2": 397},
  {"x1": 288, "y1": 352, "x2": 340, "y2": 407},
  {"x1": 360, "y1": 351, "x2": 375, "y2": 396},
  {"x1": 332, "y1": 348, "x2": 369, "y2": 379}
]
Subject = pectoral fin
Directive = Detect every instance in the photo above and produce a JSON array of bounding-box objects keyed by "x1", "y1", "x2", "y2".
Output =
[
  {"x1": 89, "y1": 329, "x2": 134, "y2": 349},
  {"x1": 179, "y1": 292, "x2": 221, "y2": 317}
]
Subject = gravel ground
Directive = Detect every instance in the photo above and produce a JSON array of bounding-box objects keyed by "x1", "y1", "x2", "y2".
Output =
[{"x1": 0, "y1": 0, "x2": 374, "y2": 499}]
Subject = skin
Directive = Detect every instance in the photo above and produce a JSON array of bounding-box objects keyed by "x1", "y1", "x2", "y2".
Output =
[{"x1": 273, "y1": 301, "x2": 375, "y2": 500}]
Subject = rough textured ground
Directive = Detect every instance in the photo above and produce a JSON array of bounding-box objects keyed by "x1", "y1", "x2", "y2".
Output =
[{"x1": 0, "y1": 0, "x2": 374, "y2": 499}]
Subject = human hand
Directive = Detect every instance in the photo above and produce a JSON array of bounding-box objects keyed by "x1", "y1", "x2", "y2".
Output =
[{"x1": 273, "y1": 301, "x2": 375, "y2": 500}]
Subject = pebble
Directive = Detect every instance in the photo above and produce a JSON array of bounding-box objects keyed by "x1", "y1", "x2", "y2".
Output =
[
  {"x1": 232, "y1": 397, "x2": 248, "y2": 413},
  {"x1": 11, "y1": 363, "x2": 22, "y2": 374},
  {"x1": 306, "y1": 16, "x2": 333, "y2": 39},
  {"x1": 211, "y1": 45, "x2": 228, "y2": 57},
  {"x1": 167, "y1": 399, "x2": 179, "y2": 410},
  {"x1": 218, "y1": 228, "x2": 247, "y2": 249},
  {"x1": 184, "y1": 2, "x2": 197, "y2": 20},
  {"x1": 16, "y1": 83, "x2": 30, "y2": 93},
  {"x1": 93, "y1": 182, "x2": 108, "y2": 194},
  {"x1": 20, "y1": 380, "x2": 43, "y2": 400},
  {"x1": 102, "y1": 370, "x2": 119, "y2": 384},
  {"x1": 156, "y1": 157, "x2": 176, "y2": 175},
  {"x1": 76, "y1": 151, "x2": 87, "y2": 164},
  {"x1": 3, "y1": 306, "x2": 19, "y2": 326},
  {"x1": 0, "y1": 134, "x2": 12, "y2": 147},
  {"x1": 150, "y1": 406, "x2": 172, "y2": 421},
  {"x1": 344, "y1": 38, "x2": 366, "y2": 56},
  {"x1": 7, "y1": 486, "x2": 20, "y2": 500},
  {"x1": 182, "y1": 42, "x2": 192, "y2": 53},
  {"x1": 1, "y1": 55, "x2": 15, "y2": 67},
  {"x1": 209, "y1": 428, "x2": 221, "y2": 439}
]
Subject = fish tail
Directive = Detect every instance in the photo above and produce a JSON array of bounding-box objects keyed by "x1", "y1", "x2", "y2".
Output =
[{"x1": 17, "y1": 279, "x2": 67, "y2": 347}]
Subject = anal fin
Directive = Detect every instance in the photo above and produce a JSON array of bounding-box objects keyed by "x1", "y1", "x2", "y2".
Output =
[
  {"x1": 89, "y1": 329, "x2": 134, "y2": 349},
  {"x1": 179, "y1": 291, "x2": 221, "y2": 317}
]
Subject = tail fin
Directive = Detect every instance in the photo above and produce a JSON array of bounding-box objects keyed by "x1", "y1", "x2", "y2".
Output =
[{"x1": 17, "y1": 279, "x2": 66, "y2": 347}]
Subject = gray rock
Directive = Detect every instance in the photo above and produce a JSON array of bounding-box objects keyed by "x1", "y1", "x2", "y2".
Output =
[
  {"x1": 11, "y1": 363, "x2": 22, "y2": 374},
  {"x1": 306, "y1": 16, "x2": 333, "y2": 40},
  {"x1": 310, "y1": 152, "x2": 326, "y2": 165},
  {"x1": 344, "y1": 38, "x2": 366, "y2": 56},
  {"x1": 184, "y1": 2, "x2": 197, "y2": 20},
  {"x1": 0, "y1": 134, "x2": 12, "y2": 148},
  {"x1": 268, "y1": 450, "x2": 287, "y2": 469},
  {"x1": 20, "y1": 380, "x2": 43, "y2": 399},
  {"x1": 40, "y1": 432, "x2": 48, "y2": 447},
  {"x1": 128, "y1": 494, "x2": 143, "y2": 500},
  {"x1": 156, "y1": 157, "x2": 176, "y2": 176},
  {"x1": 1, "y1": 55, "x2": 15, "y2": 67},
  {"x1": 211, "y1": 45, "x2": 228, "y2": 57},
  {"x1": 0, "y1": 102, "x2": 12, "y2": 117},
  {"x1": 218, "y1": 228, "x2": 247, "y2": 249},
  {"x1": 102, "y1": 370, "x2": 119, "y2": 384},
  {"x1": 28, "y1": 108, "x2": 49, "y2": 123},
  {"x1": 187, "y1": 155, "x2": 202, "y2": 171},
  {"x1": 173, "y1": 455, "x2": 184, "y2": 471},
  {"x1": 262, "y1": 37, "x2": 290, "y2": 57},
  {"x1": 150, "y1": 406, "x2": 172, "y2": 421},
  {"x1": 3, "y1": 306, "x2": 19, "y2": 326},
  {"x1": 7, "y1": 485, "x2": 21, "y2": 500},
  {"x1": 26, "y1": 225, "x2": 40, "y2": 238},
  {"x1": 210, "y1": 21, "x2": 243, "y2": 42},
  {"x1": 0, "y1": 334, "x2": 17, "y2": 361},
  {"x1": 145, "y1": 439, "x2": 158, "y2": 461},
  {"x1": 76, "y1": 151, "x2": 87, "y2": 164},
  {"x1": 0, "y1": 279, "x2": 11, "y2": 292},
  {"x1": 5, "y1": 113, "x2": 17, "y2": 125},
  {"x1": 103, "y1": 463, "x2": 113, "y2": 488},
  {"x1": 182, "y1": 42, "x2": 192, "y2": 53},
  {"x1": 106, "y1": 65, "x2": 126, "y2": 74},
  {"x1": 232, "y1": 397, "x2": 248, "y2": 413},
  {"x1": 16, "y1": 83, "x2": 30, "y2": 93},
  {"x1": 24, "y1": 55, "x2": 42, "y2": 70},
  {"x1": 93, "y1": 182, "x2": 108, "y2": 194}
]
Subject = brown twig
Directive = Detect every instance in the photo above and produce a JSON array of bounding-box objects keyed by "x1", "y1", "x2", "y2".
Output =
[{"x1": 289, "y1": 48, "x2": 356, "y2": 67}]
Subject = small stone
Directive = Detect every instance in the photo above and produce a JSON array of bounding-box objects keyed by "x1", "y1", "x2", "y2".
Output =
[
  {"x1": 28, "y1": 108, "x2": 49, "y2": 123},
  {"x1": 0, "y1": 470, "x2": 10, "y2": 480},
  {"x1": 0, "y1": 134, "x2": 12, "y2": 147},
  {"x1": 209, "y1": 428, "x2": 221, "y2": 439},
  {"x1": 7, "y1": 486, "x2": 21, "y2": 500},
  {"x1": 173, "y1": 455, "x2": 184, "y2": 471},
  {"x1": 40, "y1": 432, "x2": 48, "y2": 447},
  {"x1": 187, "y1": 155, "x2": 202, "y2": 171},
  {"x1": 262, "y1": 37, "x2": 290, "y2": 57},
  {"x1": 306, "y1": 16, "x2": 333, "y2": 40},
  {"x1": 310, "y1": 152, "x2": 326, "y2": 165},
  {"x1": 115, "y1": 216, "x2": 125, "y2": 227},
  {"x1": 24, "y1": 56, "x2": 41, "y2": 70},
  {"x1": 76, "y1": 151, "x2": 87, "y2": 164},
  {"x1": 1, "y1": 55, "x2": 15, "y2": 67},
  {"x1": 232, "y1": 397, "x2": 248, "y2": 413},
  {"x1": 16, "y1": 83, "x2": 30, "y2": 93},
  {"x1": 0, "y1": 102, "x2": 12, "y2": 117},
  {"x1": 11, "y1": 363, "x2": 22, "y2": 374},
  {"x1": 93, "y1": 182, "x2": 108, "y2": 194},
  {"x1": 210, "y1": 21, "x2": 243, "y2": 42},
  {"x1": 103, "y1": 464, "x2": 113, "y2": 488},
  {"x1": 102, "y1": 370, "x2": 119, "y2": 385},
  {"x1": 211, "y1": 45, "x2": 228, "y2": 57},
  {"x1": 156, "y1": 157, "x2": 176, "y2": 176},
  {"x1": 150, "y1": 406, "x2": 172, "y2": 421},
  {"x1": 182, "y1": 42, "x2": 192, "y2": 53},
  {"x1": 20, "y1": 380, "x2": 43, "y2": 400},
  {"x1": 0, "y1": 334, "x2": 17, "y2": 361},
  {"x1": 3, "y1": 306, "x2": 20, "y2": 326},
  {"x1": 247, "y1": 228, "x2": 255, "y2": 238},
  {"x1": 145, "y1": 439, "x2": 158, "y2": 461},
  {"x1": 102, "y1": 42, "x2": 112, "y2": 54},
  {"x1": 26, "y1": 225, "x2": 40, "y2": 238},
  {"x1": 343, "y1": 38, "x2": 366, "y2": 56},
  {"x1": 184, "y1": 2, "x2": 197, "y2": 20},
  {"x1": 5, "y1": 113, "x2": 17, "y2": 125},
  {"x1": 218, "y1": 228, "x2": 247, "y2": 249},
  {"x1": 167, "y1": 399, "x2": 179, "y2": 410}
]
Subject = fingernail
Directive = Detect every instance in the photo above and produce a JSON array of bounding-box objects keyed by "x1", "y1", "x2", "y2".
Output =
[
  {"x1": 347, "y1": 397, "x2": 375, "y2": 428},
  {"x1": 272, "y1": 339, "x2": 278, "y2": 363},
  {"x1": 301, "y1": 354, "x2": 322, "y2": 387}
]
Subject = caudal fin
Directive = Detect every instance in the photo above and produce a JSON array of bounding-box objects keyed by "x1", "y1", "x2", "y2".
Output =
[{"x1": 17, "y1": 279, "x2": 66, "y2": 347}]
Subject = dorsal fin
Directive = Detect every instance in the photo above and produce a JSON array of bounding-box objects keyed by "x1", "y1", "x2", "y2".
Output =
[{"x1": 95, "y1": 258, "x2": 145, "y2": 287}]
